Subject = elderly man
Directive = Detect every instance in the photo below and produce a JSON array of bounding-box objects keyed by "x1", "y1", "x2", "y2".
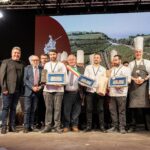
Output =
[
  {"x1": 128, "y1": 36, "x2": 150, "y2": 132},
  {"x1": 84, "y1": 53, "x2": 106, "y2": 132},
  {"x1": 23, "y1": 55, "x2": 42, "y2": 133},
  {"x1": 0, "y1": 46, "x2": 24, "y2": 134},
  {"x1": 63, "y1": 54, "x2": 84, "y2": 132},
  {"x1": 42, "y1": 49, "x2": 68, "y2": 133}
]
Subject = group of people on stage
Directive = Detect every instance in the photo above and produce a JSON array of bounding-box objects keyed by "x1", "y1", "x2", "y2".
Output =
[{"x1": 0, "y1": 36, "x2": 150, "y2": 134}]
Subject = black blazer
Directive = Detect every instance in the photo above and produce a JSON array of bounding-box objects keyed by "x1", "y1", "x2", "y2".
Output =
[{"x1": 0, "y1": 58, "x2": 24, "y2": 94}]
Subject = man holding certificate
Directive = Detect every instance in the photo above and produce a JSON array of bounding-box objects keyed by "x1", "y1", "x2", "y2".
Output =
[
  {"x1": 63, "y1": 54, "x2": 84, "y2": 132},
  {"x1": 107, "y1": 55, "x2": 131, "y2": 134},
  {"x1": 42, "y1": 49, "x2": 68, "y2": 133},
  {"x1": 84, "y1": 53, "x2": 106, "y2": 132}
]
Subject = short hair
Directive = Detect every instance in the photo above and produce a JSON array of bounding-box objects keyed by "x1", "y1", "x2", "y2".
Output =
[
  {"x1": 40, "y1": 54, "x2": 49, "y2": 58},
  {"x1": 12, "y1": 46, "x2": 21, "y2": 52},
  {"x1": 123, "y1": 61, "x2": 129, "y2": 65},
  {"x1": 28, "y1": 55, "x2": 39, "y2": 64},
  {"x1": 68, "y1": 54, "x2": 76, "y2": 58},
  {"x1": 94, "y1": 53, "x2": 101, "y2": 57},
  {"x1": 48, "y1": 49, "x2": 57, "y2": 54},
  {"x1": 114, "y1": 55, "x2": 122, "y2": 60}
]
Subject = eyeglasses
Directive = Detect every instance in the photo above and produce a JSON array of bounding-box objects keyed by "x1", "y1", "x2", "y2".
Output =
[{"x1": 32, "y1": 59, "x2": 39, "y2": 61}]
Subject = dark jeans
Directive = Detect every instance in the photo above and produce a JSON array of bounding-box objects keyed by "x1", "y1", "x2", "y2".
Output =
[
  {"x1": 109, "y1": 97, "x2": 126, "y2": 129},
  {"x1": 63, "y1": 91, "x2": 81, "y2": 128},
  {"x1": 43, "y1": 92, "x2": 63, "y2": 128},
  {"x1": 85, "y1": 92, "x2": 104, "y2": 128},
  {"x1": 2, "y1": 92, "x2": 19, "y2": 128},
  {"x1": 24, "y1": 93, "x2": 38, "y2": 128}
]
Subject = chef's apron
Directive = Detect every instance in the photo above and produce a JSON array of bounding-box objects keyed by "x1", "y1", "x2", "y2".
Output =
[{"x1": 129, "y1": 60, "x2": 150, "y2": 108}]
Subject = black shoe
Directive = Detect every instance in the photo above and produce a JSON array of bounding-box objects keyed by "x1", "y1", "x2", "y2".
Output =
[
  {"x1": 84, "y1": 126, "x2": 92, "y2": 132},
  {"x1": 23, "y1": 128, "x2": 29, "y2": 133},
  {"x1": 107, "y1": 127, "x2": 118, "y2": 133},
  {"x1": 1, "y1": 127, "x2": 7, "y2": 134},
  {"x1": 99, "y1": 126, "x2": 107, "y2": 133},
  {"x1": 9, "y1": 126, "x2": 17, "y2": 132},
  {"x1": 41, "y1": 126, "x2": 51, "y2": 133},
  {"x1": 28, "y1": 127, "x2": 39, "y2": 132}
]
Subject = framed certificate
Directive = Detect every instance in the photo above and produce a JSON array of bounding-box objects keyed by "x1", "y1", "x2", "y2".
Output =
[
  {"x1": 78, "y1": 75, "x2": 95, "y2": 88},
  {"x1": 109, "y1": 76, "x2": 128, "y2": 87},
  {"x1": 46, "y1": 72, "x2": 66, "y2": 85}
]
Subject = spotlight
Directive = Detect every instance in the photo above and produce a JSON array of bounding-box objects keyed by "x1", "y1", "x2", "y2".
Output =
[{"x1": 0, "y1": 11, "x2": 3, "y2": 18}]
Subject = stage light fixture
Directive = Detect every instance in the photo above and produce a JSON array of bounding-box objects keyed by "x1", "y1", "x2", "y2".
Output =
[
  {"x1": 0, "y1": 0, "x2": 10, "y2": 3},
  {"x1": 0, "y1": 11, "x2": 3, "y2": 18}
]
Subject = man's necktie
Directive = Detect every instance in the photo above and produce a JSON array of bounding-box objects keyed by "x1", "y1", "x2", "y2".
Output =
[{"x1": 34, "y1": 68, "x2": 39, "y2": 86}]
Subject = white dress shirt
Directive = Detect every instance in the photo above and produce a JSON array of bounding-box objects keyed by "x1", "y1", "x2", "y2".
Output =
[{"x1": 84, "y1": 64, "x2": 106, "y2": 93}]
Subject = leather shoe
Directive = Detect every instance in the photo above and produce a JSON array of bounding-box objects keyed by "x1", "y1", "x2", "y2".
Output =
[
  {"x1": 120, "y1": 128, "x2": 126, "y2": 134},
  {"x1": 99, "y1": 126, "x2": 107, "y2": 133},
  {"x1": 52, "y1": 128, "x2": 62, "y2": 134},
  {"x1": 72, "y1": 127, "x2": 79, "y2": 132},
  {"x1": 9, "y1": 126, "x2": 17, "y2": 132},
  {"x1": 1, "y1": 127, "x2": 7, "y2": 134},
  {"x1": 23, "y1": 128, "x2": 29, "y2": 133},
  {"x1": 63, "y1": 128, "x2": 70, "y2": 133},
  {"x1": 41, "y1": 126, "x2": 51, "y2": 133}
]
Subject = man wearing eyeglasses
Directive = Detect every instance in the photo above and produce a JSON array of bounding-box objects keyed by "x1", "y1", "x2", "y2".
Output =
[{"x1": 23, "y1": 55, "x2": 43, "y2": 133}]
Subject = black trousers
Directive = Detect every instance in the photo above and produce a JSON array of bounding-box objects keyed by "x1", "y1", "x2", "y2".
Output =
[
  {"x1": 109, "y1": 96, "x2": 126, "y2": 129},
  {"x1": 63, "y1": 91, "x2": 81, "y2": 128},
  {"x1": 85, "y1": 92, "x2": 104, "y2": 128}
]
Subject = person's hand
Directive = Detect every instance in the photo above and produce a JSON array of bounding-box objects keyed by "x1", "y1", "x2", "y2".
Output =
[
  {"x1": 32, "y1": 86, "x2": 39, "y2": 92},
  {"x1": 137, "y1": 78, "x2": 145, "y2": 85},
  {"x1": 3, "y1": 90, "x2": 8, "y2": 95}
]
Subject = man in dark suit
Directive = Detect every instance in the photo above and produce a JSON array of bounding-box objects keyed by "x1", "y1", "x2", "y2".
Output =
[
  {"x1": 23, "y1": 55, "x2": 43, "y2": 133},
  {"x1": 0, "y1": 46, "x2": 24, "y2": 134}
]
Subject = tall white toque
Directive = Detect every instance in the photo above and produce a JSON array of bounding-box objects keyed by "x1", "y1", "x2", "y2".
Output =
[
  {"x1": 110, "y1": 49, "x2": 118, "y2": 62},
  {"x1": 77, "y1": 50, "x2": 84, "y2": 64},
  {"x1": 134, "y1": 36, "x2": 144, "y2": 51},
  {"x1": 89, "y1": 54, "x2": 95, "y2": 65},
  {"x1": 61, "y1": 51, "x2": 68, "y2": 61}
]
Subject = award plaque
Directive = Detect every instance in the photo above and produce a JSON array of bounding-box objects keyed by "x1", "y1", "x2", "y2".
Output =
[
  {"x1": 46, "y1": 72, "x2": 66, "y2": 85},
  {"x1": 41, "y1": 69, "x2": 47, "y2": 83},
  {"x1": 78, "y1": 75, "x2": 95, "y2": 88},
  {"x1": 109, "y1": 76, "x2": 128, "y2": 87}
]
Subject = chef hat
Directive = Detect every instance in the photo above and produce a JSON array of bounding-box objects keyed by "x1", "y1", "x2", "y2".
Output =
[
  {"x1": 61, "y1": 51, "x2": 68, "y2": 61},
  {"x1": 77, "y1": 50, "x2": 84, "y2": 64},
  {"x1": 57, "y1": 53, "x2": 61, "y2": 61},
  {"x1": 134, "y1": 36, "x2": 144, "y2": 51},
  {"x1": 89, "y1": 54, "x2": 95, "y2": 65},
  {"x1": 110, "y1": 49, "x2": 118, "y2": 62}
]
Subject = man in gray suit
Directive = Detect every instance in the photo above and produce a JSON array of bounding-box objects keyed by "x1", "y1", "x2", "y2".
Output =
[
  {"x1": 0, "y1": 46, "x2": 24, "y2": 134},
  {"x1": 23, "y1": 55, "x2": 43, "y2": 133}
]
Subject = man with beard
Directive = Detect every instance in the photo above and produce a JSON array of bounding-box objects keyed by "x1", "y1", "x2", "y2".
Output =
[
  {"x1": 84, "y1": 53, "x2": 106, "y2": 132},
  {"x1": 42, "y1": 49, "x2": 68, "y2": 133},
  {"x1": 107, "y1": 55, "x2": 131, "y2": 134}
]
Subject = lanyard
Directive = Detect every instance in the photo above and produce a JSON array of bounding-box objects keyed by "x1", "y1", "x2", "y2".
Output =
[
  {"x1": 113, "y1": 65, "x2": 123, "y2": 77},
  {"x1": 50, "y1": 62, "x2": 58, "y2": 72},
  {"x1": 92, "y1": 66, "x2": 100, "y2": 77}
]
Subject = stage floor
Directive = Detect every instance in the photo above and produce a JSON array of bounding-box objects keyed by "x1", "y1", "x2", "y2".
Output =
[{"x1": 0, "y1": 130, "x2": 150, "y2": 150}]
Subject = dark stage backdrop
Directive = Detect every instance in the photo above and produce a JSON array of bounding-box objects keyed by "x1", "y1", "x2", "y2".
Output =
[{"x1": 0, "y1": 10, "x2": 35, "y2": 64}]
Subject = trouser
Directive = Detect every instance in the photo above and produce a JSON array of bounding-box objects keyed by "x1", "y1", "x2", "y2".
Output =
[
  {"x1": 34, "y1": 92, "x2": 46, "y2": 126},
  {"x1": 43, "y1": 92, "x2": 63, "y2": 128},
  {"x1": 63, "y1": 91, "x2": 81, "y2": 128},
  {"x1": 24, "y1": 93, "x2": 38, "y2": 128},
  {"x1": 2, "y1": 92, "x2": 19, "y2": 128},
  {"x1": 109, "y1": 96, "x2": 126, "y2": 129},
  {"x1": 129, "y1": 108, "x2": 150, "y2": 130},
  {"x1": 85, "y1": 92, "x2": 104, "y2": 128}
]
